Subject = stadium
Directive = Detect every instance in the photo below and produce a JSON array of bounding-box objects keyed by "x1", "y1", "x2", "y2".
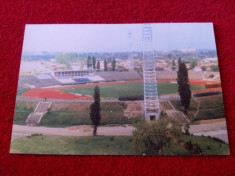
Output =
[{"x1": 16, "y1": 69, "x2": 223, "y2": 126}]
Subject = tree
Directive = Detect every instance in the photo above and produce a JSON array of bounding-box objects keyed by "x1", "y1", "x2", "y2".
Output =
[
  {"x1": 112, "y1": 58, "x2": 116, "y2": 71},
  {"x1": 56, "y1": 53, "x2": 79, "y2": 69},
  {"x1": 210, "y1": 64, "x2": 219, "y2": 72},
  {"x1": 177, "y1": 58, "x2": 191, "y2": 113},
  {"x1": 90, "y1": 86, "x2": 101, "y2": 136},
  {"x1": 133, "y1": 116, "x2": 182, "y2": 155},
  {"x1": 190, "y1": 60, "x2": 197, "y2": 70},
  {"x1": 87, "y1": 56, "x2": 92, "y2": 68},
  {"x1": 171, "y1": 59, "x2": 176, "y2": 71},
  {"x1": 184, "y1": 140, "x2": 203, "y2": 154},
  {"x1": 92, "y1": 56, "x2": 96, "y2": 69},
  {"x1": 201, "y1": 66, "x2": 207, "y2": 71},
  {"x1": 97, "y1": 60, "x2": 100, "y2": 70},
  {"x1": 104, "y1": 59, "x2": 107, "y2": 71},
  {"x1": 172, "y1": 59, "x2": 176, "y2": 66}
]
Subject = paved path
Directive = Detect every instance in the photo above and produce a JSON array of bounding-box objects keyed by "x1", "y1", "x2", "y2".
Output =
[
  {"x1": 11, "y1": 125, "x2": 134, "y2": 141},
  {"x1": 189, "y1": 121, "x2": 229, "y2": 143},
  {"x1": 11, "y1": 121, "x2": 229, "y2": 143}
]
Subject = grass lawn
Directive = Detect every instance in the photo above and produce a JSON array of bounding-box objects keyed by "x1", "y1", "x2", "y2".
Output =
[
  {"x1": 170, "y1": 99, "x2": 198, "y2": 120},
  {"x1": 10, "y1": 135, "x2": 136, "y2": 155},
  {"x1": 179, "y1": 134, "x2": 229, "y2": 155},
  {"x1": 40, "y1": 102, "x2": 131, "y2": 127},
  {"x1": 10, "y1": 134, "x2": 229, "y2": 155},
  {"x1": 13, "y1": 104, "x2": 34, "y2": 125},
  {"x1": 195, "y1": 95, "x2": 225, "y2": 121},
  {"x1": 170, "y1": 95, "x2": 225, "y2": 121},
  {"x1": 62, "y1": 82, "x2": 205, "y2": 98}
]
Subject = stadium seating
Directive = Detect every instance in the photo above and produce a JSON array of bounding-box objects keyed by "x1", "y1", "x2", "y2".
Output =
[
  {"x1": 73, "y1": 78, "x2": 90, "y2": 83},
  {"x1": 17, "y1": 75, "x2": 61, "y2": 94},
  {"x1": 96, "y1": 71, "x2": 142, "y2": 81}
]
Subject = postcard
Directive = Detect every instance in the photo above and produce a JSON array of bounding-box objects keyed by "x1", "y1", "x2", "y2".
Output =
[{"x1": 10, "y1": 23, "x2": 229, "y2": 155}]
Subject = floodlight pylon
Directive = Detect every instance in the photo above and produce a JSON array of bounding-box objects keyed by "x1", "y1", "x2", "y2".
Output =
[{"x1": 142, "y1": 24, "x2": 160, "y2": 121}]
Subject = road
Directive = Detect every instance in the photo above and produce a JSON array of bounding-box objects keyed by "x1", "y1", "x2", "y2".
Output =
[
  {"x1": 11, "y1": 124, "x2": 134, "y2": 141},
  {"x1": 189, "y1": 121, "x2": 229, "y2": 143},
  {"x1": 11, "y1": 121, "x2": 229, "y2": 143}
]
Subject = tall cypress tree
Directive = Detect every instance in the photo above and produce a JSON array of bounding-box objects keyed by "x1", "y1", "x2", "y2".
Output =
[
  {"x1": 92, "y1": 56, "x2": 96, "y2": 69},
  {"x1": 97, "y1": 60, "x2": 100, "y2": 70},
  {"x1": 104, "y1": 59, "x2": 107, "y2": 71},
  {"x1": 87, "y1": 56, "x2": 92, "y2": 68},
  {"x1": 90, "y1": 86, "x2": 101, "y2": 136},
  {"x1": 112, "y1": 58, "x2": 116, "y2": 71},
  {"x1": 177, "y1": 58, "x2": 191, "y2": 113}
]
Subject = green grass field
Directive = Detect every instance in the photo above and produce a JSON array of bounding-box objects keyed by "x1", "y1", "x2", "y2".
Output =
[
  {"x1": 10, "y1": 135, "x2": 136, "y2": 155},
  {"x1": 179, "y1": 134, "x2": 229, "y2": 155},
  {"x1": 170, "y1": 95, "x2": 225, "y2": 121},
  {"x1": 13, "y1": 104, "x2": 34, "y2": 125},
  {"x1": 10, "y1": 134, "x2": 229, "y2": 155},
  {"x1": 40, "y1": 102, "x2": 131, "y2": 127},
  {"x1": 195, "y1": 95, "x2": 225, "y2": 120},
  {"x1": 62, "y1": 82, "x2": 205, "y2": 98}
]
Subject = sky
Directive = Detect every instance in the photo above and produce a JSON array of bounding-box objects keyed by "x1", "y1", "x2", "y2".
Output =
[{"x1": 22, "y1": 23, "x2": 216, "y2": 52}]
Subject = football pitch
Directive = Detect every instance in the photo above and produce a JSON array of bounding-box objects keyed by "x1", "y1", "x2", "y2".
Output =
[{"x1": 62, "y1": 82, "x2": 205, "y2": 98}]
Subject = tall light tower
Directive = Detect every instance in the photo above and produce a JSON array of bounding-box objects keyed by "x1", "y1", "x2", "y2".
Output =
[
  {"x1": 128, "y1": 30, "x2": 134, "y2": 71},
  {"x1": 142, "y1": 24, "x2": 160, "y2": 121}
]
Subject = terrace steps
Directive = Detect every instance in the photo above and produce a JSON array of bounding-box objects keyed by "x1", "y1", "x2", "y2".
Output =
[
  {"x1": 160, "y1": 100, "x2": 188, "y2": 123},
  {"x1": 26, "y1": 102, "x2": 52, "y2": 126}
]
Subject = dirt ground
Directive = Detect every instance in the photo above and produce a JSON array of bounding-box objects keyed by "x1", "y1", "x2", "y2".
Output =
[
  {"x1": 50, "y1": 102, "x2": 91, "y2": 111},
  {"x1": 124, "y1": 101, "x2": 142, "y2": 118},
  {"x1": 16, "y1": 101, "x2": 38, "y2": 109},
  {"x1": 192, "y1": 118, "x2": 226, "y2": 125}
]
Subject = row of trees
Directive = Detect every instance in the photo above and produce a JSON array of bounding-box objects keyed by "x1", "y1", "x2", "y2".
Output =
[
  {"x1": 104, "y1": 58, "x2": 116, "y2": 71},
  {"x1": 87, "y1": 56, "x2": 98, "y2": 69},
  {"x1": 172, "y1": 58, "x2": 198, "y2": 71},
  {"x1": 56, "y1": 53, "x2": 79, "y2": 69},
  {"x1": 87, "y1": 56, "x2": 116, "y2": 71}
]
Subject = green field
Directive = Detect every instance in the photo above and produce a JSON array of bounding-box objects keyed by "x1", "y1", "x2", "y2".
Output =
[
  {"x1": 170, "y1": 95, "x2": 225, "y2": 121},
  {"x1": 13, "y1": 104, "x2": 34, "y2": 125},
  {"x1": 10, "y1": 134, "x2": 229, "y2": 155},
  {"x1": 195, "y1": 96, "x2": 225, "y2": 120},
  {"x1": 179, "y1": 134, "x2": 229, "y2": 155},
  {"x1": 62, "y1": 82, "x2": 205, "y2": 98},
  {"x1": 40, "y1": 102, "x2": 131, "y2": 127}
]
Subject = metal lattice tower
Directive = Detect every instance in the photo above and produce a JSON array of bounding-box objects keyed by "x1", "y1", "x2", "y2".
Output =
[
  {"x1": 128, "y1": 30, "x2": 134, "y2": 70},
  {"x1": 142, "y1": 24, "x2": 160, "y2": 121}
]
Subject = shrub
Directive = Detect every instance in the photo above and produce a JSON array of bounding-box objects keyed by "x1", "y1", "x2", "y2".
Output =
[
  {"x1": 184, "y1": 122, "x2": 190, "y2": 135},
  {"x1": 184, "y1": 140, "x2": 203, "y2": 155},
  {"x1": 132, "y1": 116, "x2": 145, "y2": 124},
  {"x1": 193, "y1": 91, "x2": 221, "y2": 97},
  {"x1": 110, "y1": 137, "x2": 115, "y2": 141},
  {"x1": 118, "y1": 95, "x2": 144, "y2": 101},
  {"x1": 133, "y1": 116, "x2": 182, "y2": 155}
]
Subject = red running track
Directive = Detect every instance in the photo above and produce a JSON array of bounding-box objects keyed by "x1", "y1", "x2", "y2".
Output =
[{"x1": 21, "y1": 79, "x2": 221, "y2": 99}]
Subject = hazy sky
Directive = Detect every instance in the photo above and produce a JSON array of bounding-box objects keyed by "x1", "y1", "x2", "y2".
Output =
[{"x1": 22, "y1": 23, "x2": 216, "y2": 52}]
